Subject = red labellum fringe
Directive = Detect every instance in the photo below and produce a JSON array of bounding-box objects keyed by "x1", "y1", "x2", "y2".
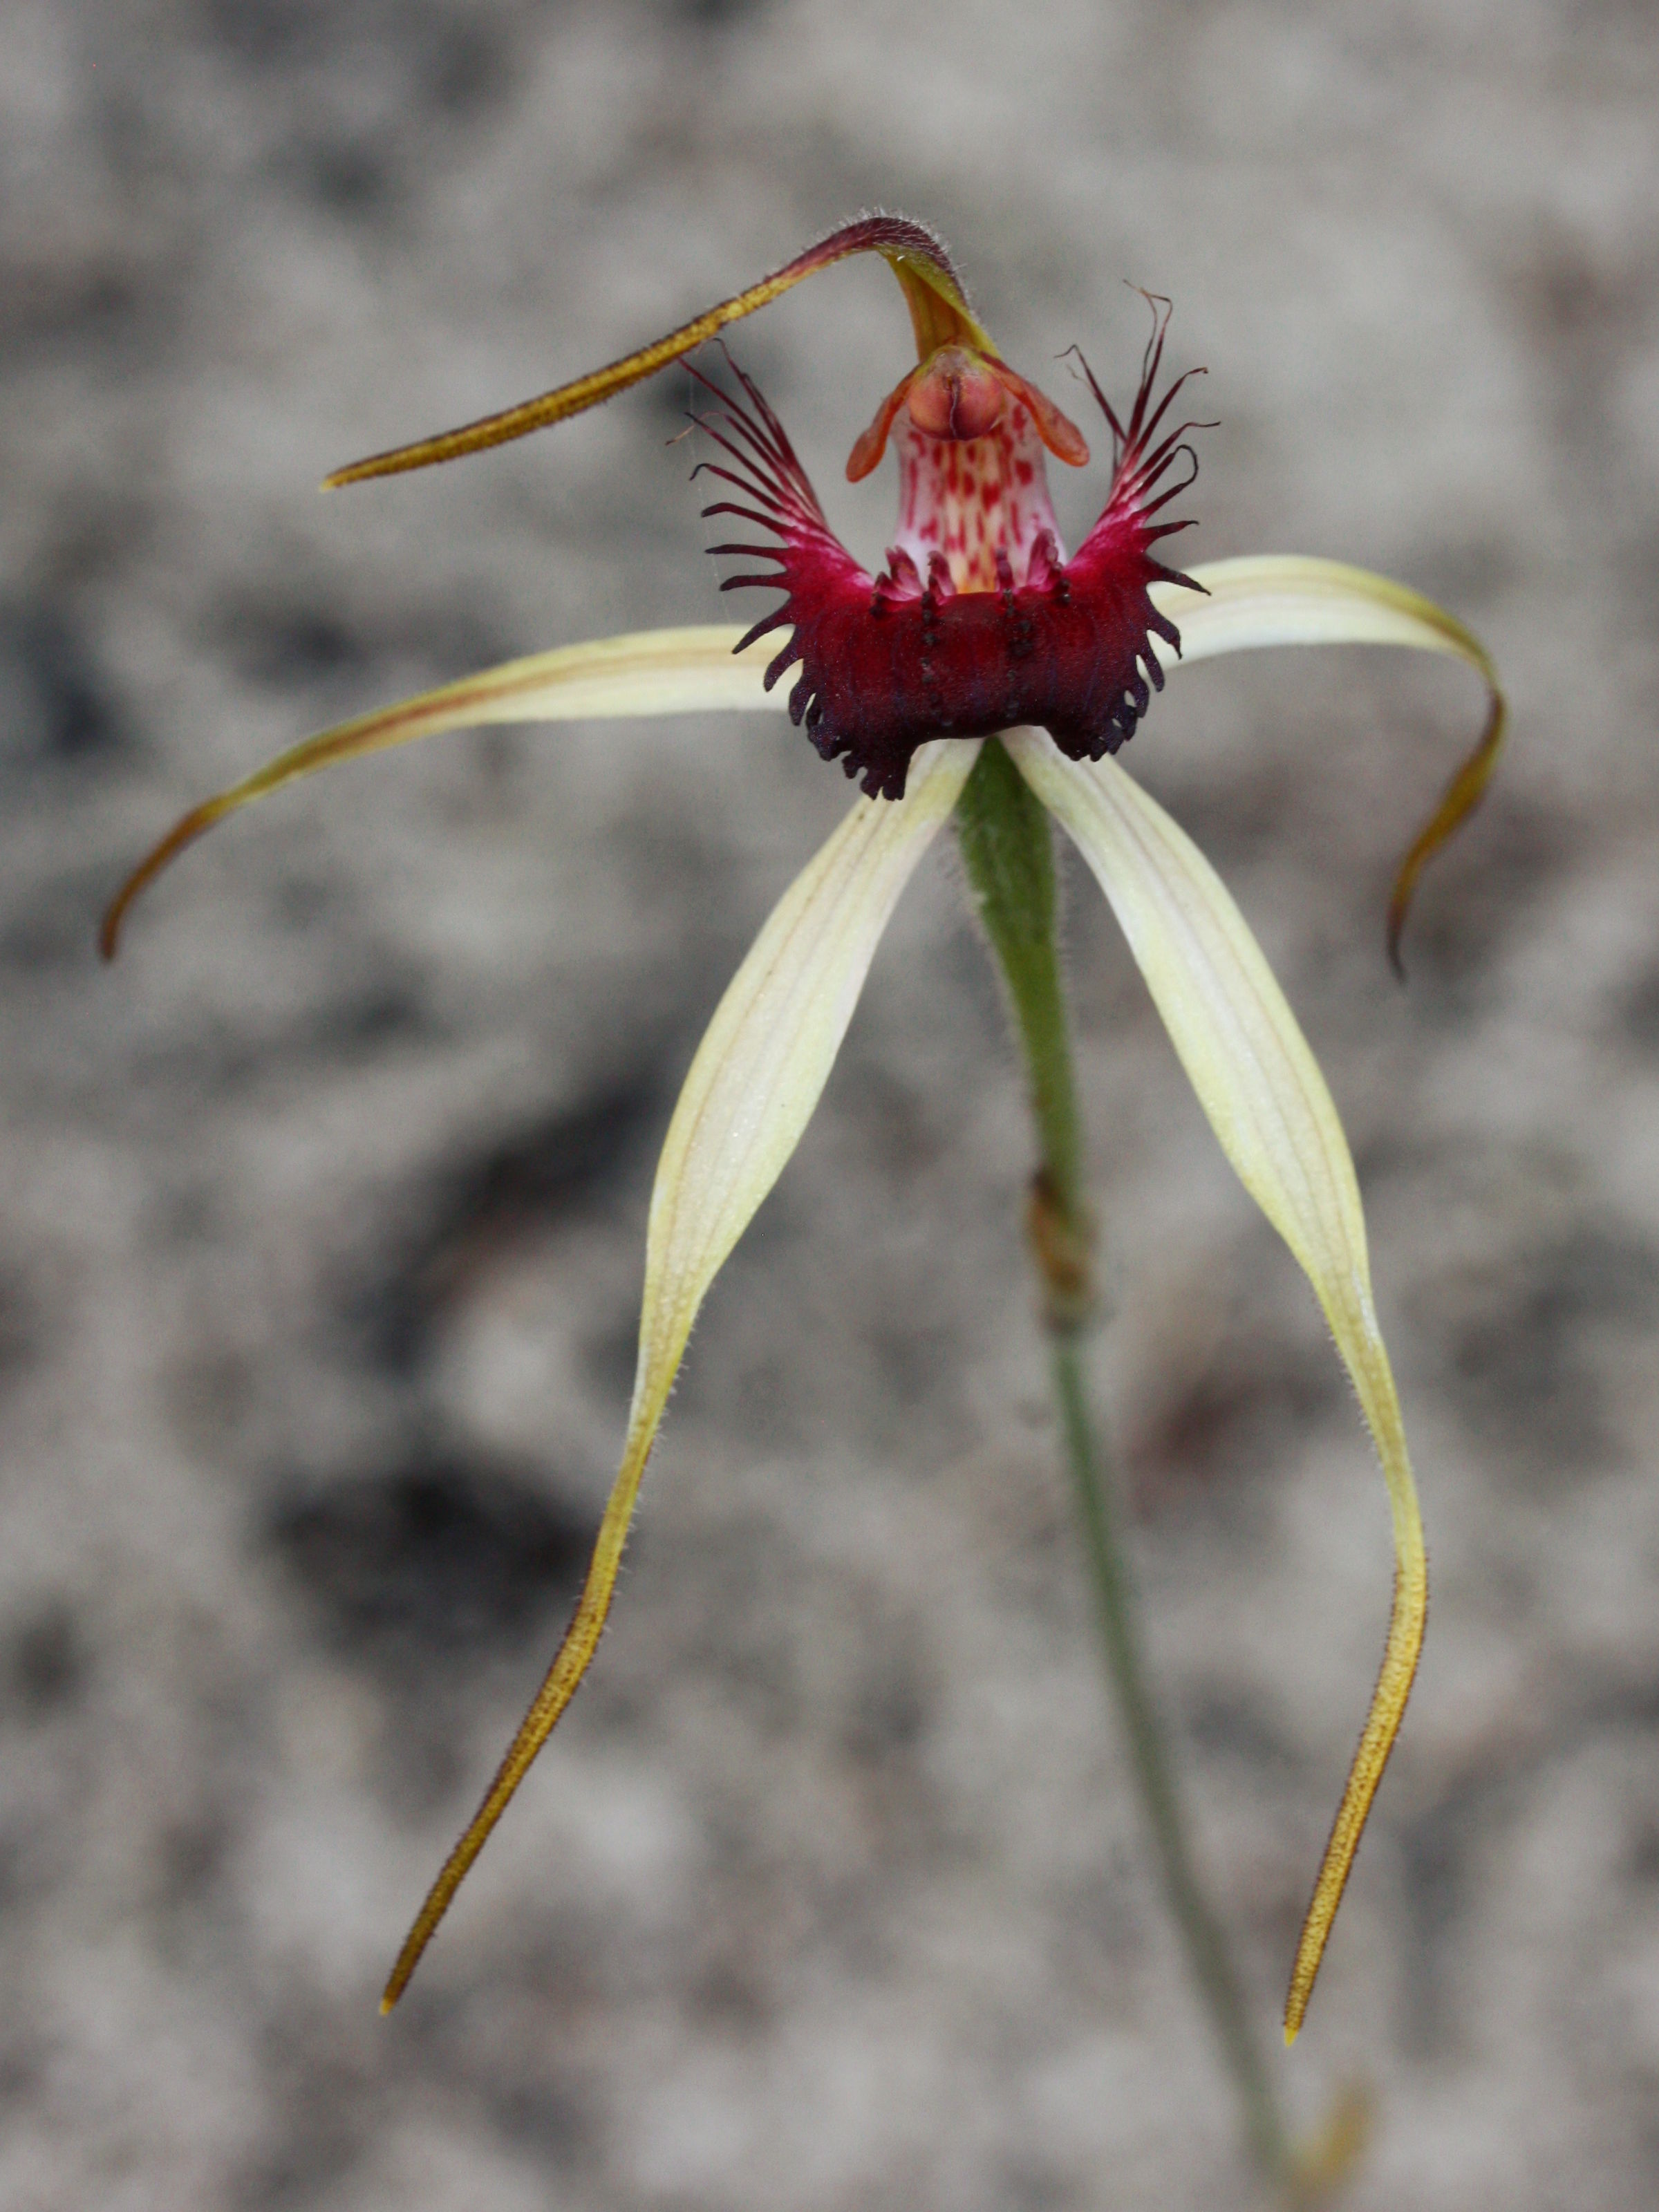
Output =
[{"x1": 694, "y1": 312, "x2": 1210, "y2": 800}]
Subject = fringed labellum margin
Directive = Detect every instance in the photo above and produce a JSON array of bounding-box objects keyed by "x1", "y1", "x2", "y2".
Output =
[{"x1": 695, "y1": 306, "x2": 1210, "y2": 800}]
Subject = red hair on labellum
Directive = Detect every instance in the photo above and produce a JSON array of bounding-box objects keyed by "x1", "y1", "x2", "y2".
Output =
[{"x1": 693, "y1": 303, "x2": 1212, "y2": 800}]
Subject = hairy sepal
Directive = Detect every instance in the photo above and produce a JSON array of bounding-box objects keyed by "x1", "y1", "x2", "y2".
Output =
[
  {"x1": 1145, "y1": 554, "x2": 1507, "y2": 966},
  {"x1": 325, "y1": 214, "x2": 987, "y2": 489},
  {"x1": 100, "y1": 627, "x2": 777, "y2": 956},
  {"x1": 379, "y1": 738, "x2": 980, "y2": 2007},
  {"x1": 1006, "y1": 729, "x2": 1427, "y2": 2045}
]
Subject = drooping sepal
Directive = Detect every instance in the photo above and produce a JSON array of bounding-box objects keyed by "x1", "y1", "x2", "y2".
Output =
[
  {"x1": 100, "y1": 628, "x2": 778, "y2": 955},
  {"x1": 379, "y1": 738, "x2": 980, "y2": 2007},
  {"x1": 1141, "y1": 554, "x2": 1508, "y2": 966},
  {"x1": 1006, "y1": 729, "x2": 1427, "y2": 2045}
]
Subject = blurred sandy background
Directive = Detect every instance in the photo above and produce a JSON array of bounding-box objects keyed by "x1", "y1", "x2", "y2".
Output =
[{"x1": 4, "y1": 2, "x2": 1659, "y2": 2206}]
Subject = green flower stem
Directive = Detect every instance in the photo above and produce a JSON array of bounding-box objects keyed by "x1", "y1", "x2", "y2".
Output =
[
  {"x1": 1049, "y1": 1335, "x2": 1295, "y2": 2188},
  {"x1": 954, "y1": 741, "x2": 1093, "y2": 1329},
  {"x1": 956, "y1": 738, "x2": 1293, "y2": 2191}
]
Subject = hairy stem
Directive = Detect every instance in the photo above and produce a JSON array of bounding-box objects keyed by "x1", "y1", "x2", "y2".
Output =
[{"x1": 956, "y1": 737, "x2": 1294, "y2": 2190}]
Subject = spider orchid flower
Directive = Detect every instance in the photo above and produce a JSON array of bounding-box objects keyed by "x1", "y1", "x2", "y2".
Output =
[{"x1": 102, "y1": 217, "x2": 1504, "y2": 2042}]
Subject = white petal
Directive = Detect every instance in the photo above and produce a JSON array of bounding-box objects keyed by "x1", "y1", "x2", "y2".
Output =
[
  {"x1": 632, "y1": 736, "x2": 979, "y2": 1410},
  {"x1": 1156, "y1": 554, "x2": 1497, "y2": 677},
  {"x1": 1005, "y1": 728, "x2": 1425, "y2": 2045},
  {"x1": 380, "y1": 736, "x2": 980, "y2": 2009},
  {"x1": 1154, "y1": 555, "x2": 1506, "y2": 967},
  {"x1": 103, "y1": 625, "x2": 764, "y2": 953}
]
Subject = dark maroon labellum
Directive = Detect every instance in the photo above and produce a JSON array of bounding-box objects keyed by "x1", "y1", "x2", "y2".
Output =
[{"x1": 693, "y1": 325, "x2": 1208, "y2": 800}]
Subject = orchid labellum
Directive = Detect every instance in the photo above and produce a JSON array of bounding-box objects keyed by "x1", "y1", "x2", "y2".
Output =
[{"x1": 104, "y1": 216, "x2": 1504, "y2": 2051}]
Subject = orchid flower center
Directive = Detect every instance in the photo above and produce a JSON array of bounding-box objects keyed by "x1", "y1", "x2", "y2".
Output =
[
  {"x1": 892, "y1": 374, "x2": 1065, "y2": 593},
  {"x1": 848, "y1": 341, "x2": 1094, "y2": 594}
]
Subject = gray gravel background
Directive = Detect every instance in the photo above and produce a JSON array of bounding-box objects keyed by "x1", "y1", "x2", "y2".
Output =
[{"x1": 5, "y1": 3, "x2": 1659, "y2": 2207}]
